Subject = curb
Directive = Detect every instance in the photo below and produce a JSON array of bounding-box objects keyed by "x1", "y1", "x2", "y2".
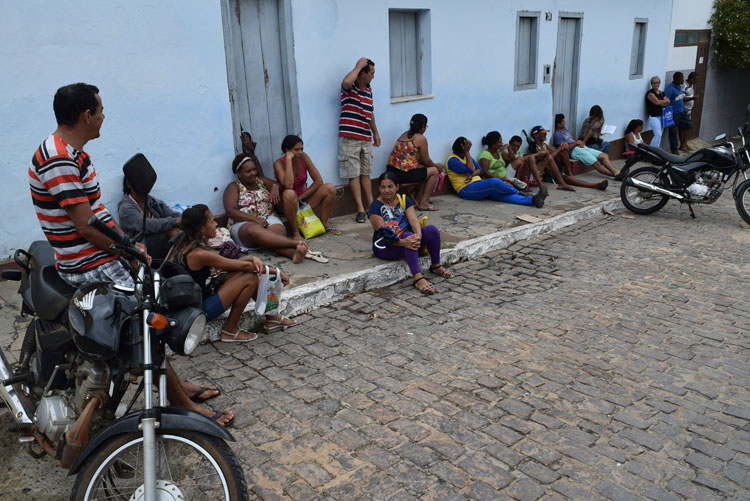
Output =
[{"x1": 204, "y1": 197, "x2": 624, "y2": 340}]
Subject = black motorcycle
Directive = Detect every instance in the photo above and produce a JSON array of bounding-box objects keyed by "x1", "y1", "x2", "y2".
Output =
[
  {"x1": 0, "y1": 155, "x2": 248, "y2": 500},
  {"x1": 620, "y1": 106, "x2": 750, "y2": 222}
]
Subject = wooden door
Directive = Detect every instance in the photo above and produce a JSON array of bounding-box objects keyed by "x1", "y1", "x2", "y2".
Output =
[
  {"x1": 689, "y1": 40, "x2": 710, "y2": 139},
  {"x1": 553, "y1": 16, "x2": 583, "y2": 136},
  {"x1": 221, "y1": 0, "x2": 299, "y2": 172}
]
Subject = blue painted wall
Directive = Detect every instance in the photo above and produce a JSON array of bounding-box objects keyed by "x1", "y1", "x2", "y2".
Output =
[{"x1": 0, "y1": 0, "x2": 234, "y2": 257}]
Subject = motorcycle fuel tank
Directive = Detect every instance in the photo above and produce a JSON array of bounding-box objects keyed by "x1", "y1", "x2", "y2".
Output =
[{"x1": 68, "y1": 283, "x2": 133, "y2": 361}]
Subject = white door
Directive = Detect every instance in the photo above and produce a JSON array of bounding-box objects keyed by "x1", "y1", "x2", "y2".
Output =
[
  {"x1": 553, "y1": 15, "x2": 582, "y2": 136},
  {"x1": 221, "y1": 0, "x2": 299, "y2": 173}
]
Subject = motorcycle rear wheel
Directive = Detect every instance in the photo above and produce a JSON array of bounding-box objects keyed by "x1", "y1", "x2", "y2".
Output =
[
  {"x1": 735, "y1": 181, "x2": 750, "y2": 225},
  {"x1": 620, "y1": 166, "x2": 670, "y2": 215},
  {"x1": 70, "y1": 430, "x2": 248, "y2": 501}
]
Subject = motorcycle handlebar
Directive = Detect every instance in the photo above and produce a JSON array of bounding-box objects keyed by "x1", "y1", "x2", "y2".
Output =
[{"x1": 88, "y1": 216, "x2": 133, "y2": 247}]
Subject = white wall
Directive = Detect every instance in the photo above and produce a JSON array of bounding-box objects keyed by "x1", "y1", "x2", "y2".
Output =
[
  {"x1": 289, "y1": 0, "x2": 673, "y2": 186},
  {"x1": 667, "y1": 0, "x2": 712, "y2": 70},
  {"x1": 0, "y1": 0, "x2": 234, "y2": 258}
]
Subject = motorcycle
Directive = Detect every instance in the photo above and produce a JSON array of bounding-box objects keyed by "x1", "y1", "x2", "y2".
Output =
[
  {"x1": 619, "y1": 105, "x2": 750, "y2": 222},
  {"x1": 0, "y1": 155, "x2": 248, "y2": 500}
]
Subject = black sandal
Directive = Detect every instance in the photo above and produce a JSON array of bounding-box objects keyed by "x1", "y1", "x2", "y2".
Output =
[
  {"x1": 413, "y1": 276, "x2": 435, "y2": 294},
  {"x1": 429, "y1": 264, "x2": 454, "y2": 278},
  {"x1": 355, "y1": 211, "x2": 366, "y2": 223}
]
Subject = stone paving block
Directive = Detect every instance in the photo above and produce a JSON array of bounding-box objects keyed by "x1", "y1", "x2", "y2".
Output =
[
  {"x1": 593, "y1": 479, "x2": 642, "y2": 501},
  {"x1": 507, "y1": 477, "x2": 546, "y2": 501},
  {"x1": 386, "y1": 461, "x2": 434, "y2": 494},
  {"x1": 520, "y1": 461, "x2": 560, "y2": 484},
  {"x1": 457, "y1": 452, "x2": 514, "y2": 490}
]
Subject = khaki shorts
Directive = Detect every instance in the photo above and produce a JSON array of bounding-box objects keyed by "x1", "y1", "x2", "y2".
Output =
[{"x1": 338, "y1": 136, "x2": 373, "y2": 178}]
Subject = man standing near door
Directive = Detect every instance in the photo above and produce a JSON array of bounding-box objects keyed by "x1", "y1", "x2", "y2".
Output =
[
  {"x1": 665, "y1": 72, "x2": 693, "y2": 154},
  {"x1": 339, "y1": 57, "x2": 381, "y2": 223}
]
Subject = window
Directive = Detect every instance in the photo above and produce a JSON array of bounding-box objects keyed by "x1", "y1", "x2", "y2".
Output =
[
  {"x1": 388, "y1": 9, "x2": 432, "y2": 101},
  {"x1": 630, "y1": 19, "x2": 648, "y2": 79},
  {"x1": 674, "y1": 29, "x2": 711, "y2": 47},
  {"x1": 515, "y1": 13, "x2": 539, "y2": 90}
]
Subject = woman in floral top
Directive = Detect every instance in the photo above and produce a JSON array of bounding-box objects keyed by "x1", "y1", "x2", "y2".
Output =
[
  {"x1": 223, "y1": 154, "x2": 308, "y2": 263},
  {"x1": 385, "y1": 114, "x2": 443, "y2": 211}
]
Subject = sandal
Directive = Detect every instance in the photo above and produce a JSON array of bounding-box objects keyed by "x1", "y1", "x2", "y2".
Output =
[
  {"x1": 265, "y1": 314, "x2": 296, "y2": 332},
  {"x1": 190, "y1": 387, "x2": 221, "y2": 403},
  {"x1": 325, "y1": 226, "x2": 342, "y2": 235},
  {"x1": 598, "y1": 180, "x2": 608, "y2": 191},
  {"x1": 355, "y1": 211, "x2": 367, "y2": 223},
  {"x1": 212, "y1": 410, "x2": 234, "y2": 427},
  {"x1": 557, "y1": 185, "x2": 576, "y2": 192},
  {"x1": 429, "y1": 264, "x2": 454, "y2": 278},
  {"x1": 304, "y1": 250, "x2": 329, "y2": 263},
  {"x1": 416, "y1": 204, "x2": 439, "y2": 211},
  {"x1": 220, "y1": 328, "x2": 258, "y2": 343},
  {"x1": 413, "y1": 276, "x2": 435, "y2": 295}
]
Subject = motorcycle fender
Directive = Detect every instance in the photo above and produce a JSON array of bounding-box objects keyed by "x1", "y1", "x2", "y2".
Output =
[
  {"x1": 68, "y1": 406, "x2": 233, "y2": 474},
  {"x1": 734, "y1": 179, "x2": 750, "y2": 198}
]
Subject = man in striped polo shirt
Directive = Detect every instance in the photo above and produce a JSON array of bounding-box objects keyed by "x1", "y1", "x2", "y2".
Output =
[
  {"x1": 339, "y1": 57, "x2": 381, "y2": 223},
  {"x1": 28, "y1": 83, "x2": 234, "y2": 426}
]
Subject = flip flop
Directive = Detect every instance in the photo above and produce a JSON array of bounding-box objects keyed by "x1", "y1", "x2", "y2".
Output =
[
  {"x1": 304, "y1": 250, "x2": 329, "y2": 263},
  {"x1": 265, "y1": 314, "x2": 296, "y2": 332},
  {"x1": 212, "y1": 410, "x2": 234, "y2": 427},
  {"x1": 220, "y1": 328, "x2": 258, "y2": 343},
  {"x1": 325, "y1": 226, "x2": 342, "y2": 235},
  {"x1": 557, "y1": 186, "x2": 576, "y2": 192},
  {"x1": 190, "y1": 387, "x2": 221, "y2": 403},
  {"x1": 416, "y1": 204, "x2": 439, "y2": 211},
  {"x1": 355, "y1": 211, "x2": 367, "y2": 223}
]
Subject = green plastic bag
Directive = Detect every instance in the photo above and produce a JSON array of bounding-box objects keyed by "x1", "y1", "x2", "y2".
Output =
[{"x1": 296, "y1": 202, "x2": 326, "y2": 239}]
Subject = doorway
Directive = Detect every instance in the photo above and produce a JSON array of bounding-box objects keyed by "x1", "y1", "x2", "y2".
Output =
[
  {"x1": 220, "y1": 0, "x2": 300, "y2": 173},
  {"x1": 688, "y1": 34, "x2": 710, "y2": 139},
  {"x1": 553, "y1": 14, "x2": 583, "y2": 136}
]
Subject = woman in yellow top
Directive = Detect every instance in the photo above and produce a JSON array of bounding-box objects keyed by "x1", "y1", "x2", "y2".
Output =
[
  {"x1": 446, "y1": 137, "x2": 547, "y2": 208},
  {"x1": 386, "y1": 114, "x2": 443, "y2": 211}
]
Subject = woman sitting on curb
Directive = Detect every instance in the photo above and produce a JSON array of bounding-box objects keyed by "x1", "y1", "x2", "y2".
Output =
[
  {"x1": 478, "y1": 131, "x2": 533, "y2": 192},
  {"x1": 447, "y1": 137, "x2": 548, "y2": 208},
  {"x1": 624, "y1": 119, "x2": 645, "y2": 153},
  {"x1": 273, "y1": 135, "x2": 341, "y2": 236},
  {"x1": 553, "y1": 114, "x2": 621, "y2": 180},
  {"x1": 172, "y1": 204, "x2": 294, "y2": 342},
  {"x1": 368, "y1": 172, "x2": 452, "y2": 294},
  {"x1": 386, "y1": 113, "x2": 444, "y2": 211},
  {"x1": 224, "y1": 154, "x2": 309, "y2": 263}
]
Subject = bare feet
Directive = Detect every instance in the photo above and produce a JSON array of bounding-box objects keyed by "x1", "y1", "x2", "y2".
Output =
[{"x1": 292, "y1": 240, "x2": 308, "y2": 264}]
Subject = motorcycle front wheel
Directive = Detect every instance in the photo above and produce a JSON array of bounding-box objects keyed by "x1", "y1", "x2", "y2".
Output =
[
  {"x1": 70, "y1": 430, "x2": 248, "y2": 501},
  {"x1": 735, "y1": 180, "x2": 750, "y2": 224},
  {"x1": 620, "y1": 166, "x2": 670, "y2": 215}
]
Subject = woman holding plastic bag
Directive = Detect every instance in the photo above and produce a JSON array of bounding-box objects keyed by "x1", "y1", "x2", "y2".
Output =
[
  {"x1": 368, "y1": 171, "x2": 452, "y2": 295},
  {"x1": 273, "y1": 135, "x2": 340, "y2": 237},
  {"x1": 171, "y1": 204, "x2": 294, "y2": 342}
]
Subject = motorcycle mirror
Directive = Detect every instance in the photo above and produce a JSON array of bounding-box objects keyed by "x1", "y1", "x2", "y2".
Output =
[
  {"x1": 715, "y1": 133, "x2": 727, "y2": 141},
  {"x1": 123, "y1": 154, "x2": 157, "y2": 196}
]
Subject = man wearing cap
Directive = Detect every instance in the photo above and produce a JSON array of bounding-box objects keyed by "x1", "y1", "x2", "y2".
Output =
[
  {"x1": 527, "y1": 125, "x2": 608, "y2": 191},
  {"x1": 28, "y1": 83, "x2": 234, "y2": 426}
]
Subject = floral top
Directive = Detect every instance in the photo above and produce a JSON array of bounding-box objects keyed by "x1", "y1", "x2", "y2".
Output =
[
  {"x1": 580, "y1": 117, "x2": 604, "y2": 141},
  {"x1": 227, "y1": 178, "x2": 273, "y2": 228},
  {"x1": 387, "y1": 139, "x2": 420, "y2": 172}
]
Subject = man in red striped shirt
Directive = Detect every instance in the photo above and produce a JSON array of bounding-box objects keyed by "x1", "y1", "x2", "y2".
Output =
[
  {"x1": 27, "y1": 83, "x2": 234, "y2": 426},
  {"x1": 339, "y1": 58, "x2": 381, "y2": 223}
]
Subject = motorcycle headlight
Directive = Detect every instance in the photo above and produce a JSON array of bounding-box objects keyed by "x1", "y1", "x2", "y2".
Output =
[{"x1": 165, "y1": 308, "x2": 206, "y2": 356}]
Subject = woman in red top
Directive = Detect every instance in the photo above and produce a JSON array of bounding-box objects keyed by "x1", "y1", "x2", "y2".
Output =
[{"x1": 273, "y1": 135, "x2": 340, "y2": 238}]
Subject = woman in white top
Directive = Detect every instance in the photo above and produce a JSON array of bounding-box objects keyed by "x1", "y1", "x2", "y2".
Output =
[{"x1": 624, "y1": 119, "x2": 644, "y2": 154}]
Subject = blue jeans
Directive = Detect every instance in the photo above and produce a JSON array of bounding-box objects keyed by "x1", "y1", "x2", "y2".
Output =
[
  {"x1": 648, "y1": 116, "x2": 664, "y2": 149},
  {"x1": 459, "y1": 178, "x2": 532, "y2": 206},
  {"x1": 587, "y1": 140, "x2": 611, "y2": 155}
]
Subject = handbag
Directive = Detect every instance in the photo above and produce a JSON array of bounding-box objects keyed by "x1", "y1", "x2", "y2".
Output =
[
  {"x1": 662, "y1": 106, "x2": 675, "y2": 128},
  {"x1": 296, "y1": 202, "x2": 326, "y2": 239},
  {"x1": 254, "y1": 267, "x2": 282, "y2": 316}
]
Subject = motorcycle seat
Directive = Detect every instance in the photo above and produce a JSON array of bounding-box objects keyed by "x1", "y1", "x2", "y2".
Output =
[
  {"x1": 28, "y1": 241, "x2": 76, "y2": 321},
  {"x1": 636, "y1": 144, "x2": 689, "y2": 165}
]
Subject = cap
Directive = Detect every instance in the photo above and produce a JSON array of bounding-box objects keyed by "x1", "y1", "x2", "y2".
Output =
[{"x1": 530, "y1": 125, "x2": 549, "y2": 136}]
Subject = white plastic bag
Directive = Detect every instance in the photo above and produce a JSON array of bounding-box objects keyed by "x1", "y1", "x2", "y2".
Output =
[{"x1": 254, "y1": 267, "x2": 282, "y2": 316}]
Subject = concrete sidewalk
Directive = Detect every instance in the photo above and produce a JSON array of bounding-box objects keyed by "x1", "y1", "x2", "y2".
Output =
[{"x1": 221, "y1": 165, "x2": 630, "y2": 340}]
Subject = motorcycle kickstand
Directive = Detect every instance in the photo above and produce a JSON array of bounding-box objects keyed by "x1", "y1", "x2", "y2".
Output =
[{"x1": 688, "y1": 203, "x2": 696, "y2": 219}]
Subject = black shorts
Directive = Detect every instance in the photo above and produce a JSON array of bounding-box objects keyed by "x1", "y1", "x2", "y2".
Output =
[{"x1": 386, "y1": 165, "x2": 427, "y2": 184}]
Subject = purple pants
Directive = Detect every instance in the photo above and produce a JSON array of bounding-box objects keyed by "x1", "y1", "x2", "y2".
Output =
[{"x1": 373, "y1": 224, "x2": 441, "y2": 275}]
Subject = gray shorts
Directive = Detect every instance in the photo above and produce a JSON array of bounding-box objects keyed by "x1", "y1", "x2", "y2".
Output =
[
  {"x1": 59, "y1": 259, "x2": 134, "y2": 288},
  {"x1": 338, "y1": 136, "x2": 373, "y2": 178},
  {"x1": 229, "y1": 215, "x2": 283, "y2": 249}
]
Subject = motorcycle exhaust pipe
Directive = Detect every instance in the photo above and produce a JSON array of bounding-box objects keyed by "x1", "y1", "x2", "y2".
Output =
[
  {"x1": 625, "y1": 177, "x2": 684, "y2": 200},
  {"x1": 0, "y1": 350, "x2": 32, "y2": 425}
]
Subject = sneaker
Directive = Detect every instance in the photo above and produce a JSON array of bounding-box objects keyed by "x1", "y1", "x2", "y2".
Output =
[{"x1": 532, "y1": 189, "x2": 548, "y2": 208}]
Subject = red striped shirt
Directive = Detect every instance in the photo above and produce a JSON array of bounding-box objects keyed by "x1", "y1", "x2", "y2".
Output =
[{"x1": 338, "y1": 83, "x2": 373, "y2": 141}]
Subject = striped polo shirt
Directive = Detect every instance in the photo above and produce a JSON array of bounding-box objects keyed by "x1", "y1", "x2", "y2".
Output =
[
  {"x1": 28, "y1": 135, "x2": 117, "y2": 273},
  {"x1": 338, "y1": 82, "x2": 373, "y2": 141}
]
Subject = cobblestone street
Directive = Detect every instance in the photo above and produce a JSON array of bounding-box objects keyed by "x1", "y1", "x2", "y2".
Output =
[{"x1": 3, "y1": 196, "x2": 750, "y2": 499}]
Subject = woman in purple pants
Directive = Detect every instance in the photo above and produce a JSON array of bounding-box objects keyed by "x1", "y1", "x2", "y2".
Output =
[{"x1": 368, "y1": 172, "x2": 453, "y2": 294}]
